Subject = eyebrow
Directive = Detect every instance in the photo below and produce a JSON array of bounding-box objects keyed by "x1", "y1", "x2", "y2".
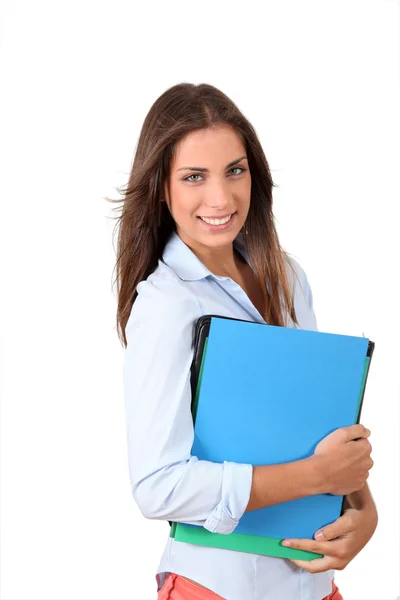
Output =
[{"x1": 176, "y1": 155, "x2": 248, "y2": 173}]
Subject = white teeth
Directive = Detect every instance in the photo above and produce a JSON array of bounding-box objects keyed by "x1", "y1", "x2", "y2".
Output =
[{"x1": 200, "y1": 214, "x2": 232, "y2": 225}]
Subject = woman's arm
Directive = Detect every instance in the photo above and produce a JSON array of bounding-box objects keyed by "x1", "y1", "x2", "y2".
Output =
[
  {"x1": 245, "y1": 458, "x2": 324, "y2": 512},
  {"x1": 343, "y1": 481, "x2": 378, "y2": 515},
  {"x1": 123, "y1": 279, "x2": 254, "y2": 535}
]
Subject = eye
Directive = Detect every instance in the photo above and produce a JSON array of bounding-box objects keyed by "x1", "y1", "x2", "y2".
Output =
[
  {"x1": 184, "y1": 173, "x2": 203, "y2": 183},
  {"x1": 183, "y1": 167, "x2": 246, "y2": 183},
  {"x1": 230, "y1": 166, "x2": 246, "y2": 176}
]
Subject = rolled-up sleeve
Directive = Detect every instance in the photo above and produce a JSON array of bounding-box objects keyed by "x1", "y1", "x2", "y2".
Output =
[{"x1": 122, "y1": 276, "x2": 253, "y2": 534}]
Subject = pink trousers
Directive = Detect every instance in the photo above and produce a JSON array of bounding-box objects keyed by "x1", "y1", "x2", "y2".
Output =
[{"x1": 158, "y1": 573, "x2": 344, "y2": 599}]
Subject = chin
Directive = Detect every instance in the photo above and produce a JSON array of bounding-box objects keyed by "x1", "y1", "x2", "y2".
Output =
[
  {"x1": 199, "y1": 231, "x2": 239, "y2": 247},
  {"x1": 177, "y1": 217, "x2": 241, "y2": 248}
]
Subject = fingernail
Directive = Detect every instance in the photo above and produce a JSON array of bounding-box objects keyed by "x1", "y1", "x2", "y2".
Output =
[
  {"x1": 282, "y1": 540, "x2": 291, "y2": 546},
  {"x1": 315, "y1": 530, "x2": 324, "y2": 540}
]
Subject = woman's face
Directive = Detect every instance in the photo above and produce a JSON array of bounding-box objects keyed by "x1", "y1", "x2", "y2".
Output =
[{"x1": 163, "y1": 124, "x2": 251, "y2": 251}]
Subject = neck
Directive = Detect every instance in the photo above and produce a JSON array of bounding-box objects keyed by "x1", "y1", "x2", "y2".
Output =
[{"x1": 182, "y1": 237, "x2": 246, "y2": 279}]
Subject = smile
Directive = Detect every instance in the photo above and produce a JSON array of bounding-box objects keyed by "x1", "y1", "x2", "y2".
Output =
[
  {"x1": 199, "y1": 214, "x2": 233, "y2": 225},
  {"x1": 197, "y1": 212, "x2": 236, "y2": 231}
]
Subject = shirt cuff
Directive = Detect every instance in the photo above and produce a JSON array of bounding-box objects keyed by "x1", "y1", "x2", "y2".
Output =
[{"x1": 203, "y1": 461, "x2": 253, "y2": 534}]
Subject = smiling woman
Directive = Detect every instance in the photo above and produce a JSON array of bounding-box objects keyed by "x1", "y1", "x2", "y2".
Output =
[
  {"x1": 109, "y1": 83, "x2": 301, "y2": 337},
  {"x1": 162, "y1": 125, "x2": 252, "y2": 267},
  {"x1": 106, "y1": 82, "x2": 376, "y2": 600}
]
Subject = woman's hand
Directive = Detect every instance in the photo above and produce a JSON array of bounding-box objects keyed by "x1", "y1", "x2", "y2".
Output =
[
  {"x1": 312, "y1": 425, "x2": 373, "y2": 496},
  {"x1": 281, "y1": 505, "x2": 378, "y2": 573}
]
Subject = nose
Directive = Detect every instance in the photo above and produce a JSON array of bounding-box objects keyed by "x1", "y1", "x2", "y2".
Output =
[{"x1": 204, "y1": 180, "x2": 232, "y2": 211}]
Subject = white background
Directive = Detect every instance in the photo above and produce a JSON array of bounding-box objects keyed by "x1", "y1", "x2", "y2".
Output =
[{"x1": 0, "y1": 1, "x2": 399, "y2": 599}]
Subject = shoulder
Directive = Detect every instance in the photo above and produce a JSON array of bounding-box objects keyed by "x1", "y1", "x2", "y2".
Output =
[
  {"x1": 282, "y1": 253, "x2": 318, "y2": 331},
  {"x1": 125, "y1": 260, "x2": 201, "y2": 342},
  {"x1": 283, "y1": 253, "x2": 315, "y2": 311}
]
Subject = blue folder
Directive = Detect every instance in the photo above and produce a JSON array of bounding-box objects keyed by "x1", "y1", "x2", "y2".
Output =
[{"x1": 170, "y1": 315, "x2": 374, "y2": 560}]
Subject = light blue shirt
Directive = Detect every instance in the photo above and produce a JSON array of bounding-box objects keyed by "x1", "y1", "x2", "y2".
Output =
[{"x1": 123, "y1": 229, "x2": 334, "y2": 600}]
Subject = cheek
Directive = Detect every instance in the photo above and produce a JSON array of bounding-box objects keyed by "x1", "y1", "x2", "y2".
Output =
[
  {"x1": 243, "y1": 176, "x2": 252, "y2": 195},
  {"x1": 170, "y1": 187, "x2": 201, "y2": 215}
]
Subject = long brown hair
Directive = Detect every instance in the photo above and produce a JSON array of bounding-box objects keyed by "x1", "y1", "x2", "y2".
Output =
[{"x1": 106, "y1": 83, "x2": 300, "y2": 348}]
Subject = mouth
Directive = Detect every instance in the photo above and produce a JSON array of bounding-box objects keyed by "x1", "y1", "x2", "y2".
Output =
[{"x1": 197, "y1": 212, "x2": 237, "y2": 231}]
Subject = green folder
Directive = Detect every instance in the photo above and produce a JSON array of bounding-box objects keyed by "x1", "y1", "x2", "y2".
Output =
[{"x1": 169, "y1": 315, "x2": 374, "y2": 561}]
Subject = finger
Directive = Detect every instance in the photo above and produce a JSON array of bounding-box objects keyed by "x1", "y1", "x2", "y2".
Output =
[
  {"x1": 343, "y1": 423, "x2": 371, "y2": 441},
  {"x1": 289, "y1": 557, "x2": 335, "y2": 574},
  {"x1": 282, "y1": 538, "x2": 332, "y2": 555},
  {"x1": 314, "y1": 513, "x2": 356, "y2": 541}
]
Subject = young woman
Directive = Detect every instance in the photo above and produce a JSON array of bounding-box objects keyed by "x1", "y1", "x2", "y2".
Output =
[{"x1": 111, "y1": 83, "x2": 377, "y2": 600}]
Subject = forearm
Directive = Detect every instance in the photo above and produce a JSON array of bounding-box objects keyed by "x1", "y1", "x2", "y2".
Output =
[
  {"x1": 133, "y1": 457, "x2": 253, "y2": 534},
  {"x1": 245, "y1": 457, "x2": 323, "y2": 513},
  {"x1": 343, "y1": 482, "x2": 378, "y2": 516}
]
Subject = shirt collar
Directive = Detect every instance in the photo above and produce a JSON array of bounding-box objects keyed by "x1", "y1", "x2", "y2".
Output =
[{"x1": 161, "y1": 229, "x2": 250, "y2": 282}]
